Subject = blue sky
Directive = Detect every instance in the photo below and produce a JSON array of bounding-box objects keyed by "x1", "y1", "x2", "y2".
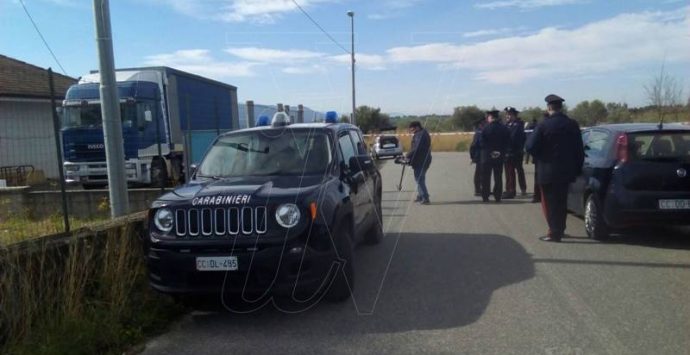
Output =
[{"x1": 2, "y1": 0, "x2": 689, "y2": 115}]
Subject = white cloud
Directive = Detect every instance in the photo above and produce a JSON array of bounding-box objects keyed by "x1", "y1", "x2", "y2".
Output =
[
  {"x1": 153, "y1": 0, "x2": 331, "y2": 23},
  {"x1": 282, "y1": 65, "x2": 327, "y2": 74},
  {"x1": 143, "y1": 49, "x2": 261, "y2": 78},
  {"x1": 474, "y1": 0, "x2": 586, "y2": 10},
  {"x1": 330, "y1": 53, "x2": 387, "y2": 70},
  {"x1": 463, "y1": 27, "x2": 525, "y2": 38},
  {"x1": 225, "y1": 47, "x2": 324, "y2": 63},
  {"x1": 368, "y1": 0, "x2": 424, "y2": 20},
  {"x1": 387, "y1": 7, "x2": 690, "y2": 84}
]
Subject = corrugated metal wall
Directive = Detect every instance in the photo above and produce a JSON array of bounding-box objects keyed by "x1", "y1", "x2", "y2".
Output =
[{"x1": 0, "y1": 100, "x2": 59, "y2": 179}]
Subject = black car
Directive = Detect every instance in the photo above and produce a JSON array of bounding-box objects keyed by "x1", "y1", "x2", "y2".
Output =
[
  {"x1": 144, "y1": 116, "x2": 383, "y2": 302},
  {"x1": 567, "y1": 123, "x2": 690, "y2": 239}
]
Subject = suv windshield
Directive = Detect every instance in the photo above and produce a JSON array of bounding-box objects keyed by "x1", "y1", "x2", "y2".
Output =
[
  {"x1": 198, "y1": 130, "x2": 333, "y2": 177},
  {"x1": 629, "y1": 131, "x2": 690, "y2": 161}
]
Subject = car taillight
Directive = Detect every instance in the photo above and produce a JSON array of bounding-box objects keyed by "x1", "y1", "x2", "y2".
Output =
[{"x1": 616, "y1": 133, "x2": 628, "y2": 164}]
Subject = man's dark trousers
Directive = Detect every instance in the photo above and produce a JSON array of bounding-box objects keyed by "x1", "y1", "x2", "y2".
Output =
[
  {"x1": 505, "y1": 154, "x2": 527, "y2": 194},
  {"x1": 481, "y1": 158, "x2": 503, "y2": 201},
  {"x1": 473, "y1": 162, "x2": 482, "y2": 194},
  {"x1": 539, "y1": 183, "x2": 569, "y2": 237}
]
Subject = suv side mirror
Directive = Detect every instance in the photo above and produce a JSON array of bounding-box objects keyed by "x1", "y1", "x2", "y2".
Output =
[{"x1": 348, "y1": 155, "x2": 373, "y2": 174}]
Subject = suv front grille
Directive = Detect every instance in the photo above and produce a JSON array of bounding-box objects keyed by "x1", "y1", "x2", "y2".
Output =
[{"x1": 174, "y1": 207, "x2": 267, "y2": 237}]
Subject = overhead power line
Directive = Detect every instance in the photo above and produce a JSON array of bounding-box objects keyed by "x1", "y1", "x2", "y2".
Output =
[
  {"x1": 18, "y1": 0, "x2": 68, "y2": 75},
  {"x1": 290, "y1": 0, "x2": 350, "y2": 55}
]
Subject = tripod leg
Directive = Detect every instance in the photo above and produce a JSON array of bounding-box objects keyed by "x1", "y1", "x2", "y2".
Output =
[{"x1": 397, "y1": 165, "x2": 405, "y2": 191}]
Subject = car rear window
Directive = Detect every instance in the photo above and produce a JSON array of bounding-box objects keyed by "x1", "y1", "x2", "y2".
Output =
[
  {"x1": 379, "y1": 137, "x2": 398, "y2": 145},
  {"x1": 629, "y1": 131, "x2": 690, "y2": 161}
]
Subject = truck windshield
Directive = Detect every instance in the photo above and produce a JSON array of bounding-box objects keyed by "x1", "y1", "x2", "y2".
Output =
[
  {"x1": 198, "y1": 130, "x2": 333, "y2": 177},
  {"x1": 629, "y1": 131, "x2": 690, "y2": 161},
  {"x1": 62, "y1": 101, "x2": 156, "y2": 130}
]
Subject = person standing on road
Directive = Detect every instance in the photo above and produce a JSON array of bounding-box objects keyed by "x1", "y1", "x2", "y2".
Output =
[
  {"x1": 524, "y1": 118, "x2": 538, "y2": 164},
  {"x1": 470, "y1": 118, "x2": 486, "y2": 196},
  {"x1": 406, "y1": 121, "x2": 432, "y2": 205},
  {"x1": 480, "y1": 110, "x2": 510, "y2": 203},
  {"x1": 503, "y1": 107, "x2": 527, "y2": 199},
  {"x1": 526, "y1": 94, "x2": 584, "y2": 242}
]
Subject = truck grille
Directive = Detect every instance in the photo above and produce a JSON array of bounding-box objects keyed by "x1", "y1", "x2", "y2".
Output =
[{"x1": 174, "y1": 207, "x2": 267, "y2": 237}]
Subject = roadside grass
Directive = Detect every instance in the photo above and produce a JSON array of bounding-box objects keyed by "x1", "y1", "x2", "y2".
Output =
[
  {"x1": 365, "y1": 133, "x2": 473, "y2": 153},
  {"x1": 0, "y1": 216, "x2": 184, "y2": 355},
  {"x1": 0, "y1": 214, "x2": 107, "y2": 246}
]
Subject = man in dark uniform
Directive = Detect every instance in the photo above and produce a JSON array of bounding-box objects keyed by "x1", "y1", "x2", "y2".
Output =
[
  {"x1": 469, "y1": 118, "x2": 486, "y2": 196},
  {"x1": 526, "y1": 94, "x2": 584, "y2": 242},
  {"x1": 503, "y1": 107, "x2": 527, "y2": 199},
  {"x1": 480, "y1": 110, "x2": 510, "y2": 203},
  {"x1": 406, "y1": 121, "x2": 432, "y2": 204}
]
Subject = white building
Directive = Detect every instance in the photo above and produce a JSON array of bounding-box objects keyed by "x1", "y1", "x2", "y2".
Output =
[{"x1": 0, "y1": 54, "x2": 76, "y2": 182}]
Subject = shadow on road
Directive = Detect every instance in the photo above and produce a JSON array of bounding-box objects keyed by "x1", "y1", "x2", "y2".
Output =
[{"x1": 183, "y1": 232, "x2": 535, "y2": 335}]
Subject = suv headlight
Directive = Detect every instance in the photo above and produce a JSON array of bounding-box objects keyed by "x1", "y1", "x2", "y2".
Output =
[
  {"x1": 275, "y1": 203, "x2": 300, "y2": 228},
  {"x1": 154, "y1": 208, "x2": 174, "y2": 232},
  {"x1": 65, "y1": 165, "x2": 80, "y2": 172}
]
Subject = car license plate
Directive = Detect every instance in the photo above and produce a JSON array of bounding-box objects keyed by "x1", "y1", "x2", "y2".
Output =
[
  {"x1": 658, "y1": 199, "x2": 690, "y2": 210},
  {"x1": 196, "y1": 256, "x2": 238, "y2": 271}
]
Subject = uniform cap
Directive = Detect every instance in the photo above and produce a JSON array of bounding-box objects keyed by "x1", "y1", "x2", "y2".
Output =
[
  {"x1": 544, "y1": 94, "x2": 565, "y2": 104},
  {"x1": 485, "y1": 109, "x2": 500, "y2": 117},
  {"x1": 504, "y1": 106, "x2": 519, "y2": 114}
]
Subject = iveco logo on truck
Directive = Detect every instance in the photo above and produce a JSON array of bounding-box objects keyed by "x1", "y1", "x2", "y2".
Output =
[{"x1": 87, "y1": 144, "x2": 105, "y2": 150}]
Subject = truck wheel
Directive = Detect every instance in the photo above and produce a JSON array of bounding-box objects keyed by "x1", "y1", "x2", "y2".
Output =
[
  {"x1": 324, "y1": 225, "x2": 354, "y2": 302},
  {"x1": 364, "y1": 193, "x2": 383, "y2": 245},
  {"x1": 585, "y1": 194, "x2": 609, "y2": 240},
  {"x1": 151, "y1": 158, "x2": 168, "y2": 188}
]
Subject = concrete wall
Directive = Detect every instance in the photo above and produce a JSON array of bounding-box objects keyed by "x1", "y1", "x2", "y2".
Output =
[
  {"x1": 0, "y1": 99, "x2": 59, "y2": 179},
  {"x1": 0, "y1": 187, "x2": 170, "y2": 220}
]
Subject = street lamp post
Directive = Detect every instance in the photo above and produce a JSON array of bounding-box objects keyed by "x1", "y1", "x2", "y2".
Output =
[{"x1": 347, "y1": 10, "x2": 356, "y2": 126}]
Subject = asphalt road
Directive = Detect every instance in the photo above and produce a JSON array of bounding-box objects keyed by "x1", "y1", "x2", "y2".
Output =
[{"x1": 142, "y1": 152, "x2": 690, "y2": 355}]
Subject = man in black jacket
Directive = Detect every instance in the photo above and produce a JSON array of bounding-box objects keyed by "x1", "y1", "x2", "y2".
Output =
[
  {"x1": 469, "y1": 118, "x2": 485, "y2": 196},
  {"x1": 526, "y1": 94, "x2": 585, "y2": 242},
  {"x1": 406, "y1": 121, "x2": 432, "y2": 204},
  {"x1": 480, "y1": 110, "x2": 510, "y2": 203},
  {"x1": 503, "y1": 107, "x2": 527, "y2": 199}
]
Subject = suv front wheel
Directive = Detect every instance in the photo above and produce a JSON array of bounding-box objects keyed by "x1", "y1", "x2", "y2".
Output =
[
  {"x1": 585, "y1": 194, "x2": 609, "y2": 240},
  {"x1": 324, "y1": 224, "x2": 354, "y2": 302}
]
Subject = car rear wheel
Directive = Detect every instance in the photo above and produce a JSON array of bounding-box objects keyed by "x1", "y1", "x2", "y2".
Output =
[
  {"x1": 324, "y1": 225, "x2": 354, "y2": 302},
  {"x1": 585, "y1": 194, "x2": 609, "y2": 240}
]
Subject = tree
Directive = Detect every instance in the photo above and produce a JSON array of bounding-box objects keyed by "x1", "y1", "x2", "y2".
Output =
[
  {"x1": 354, "y1": 106, "x2": 391, "y2": 133},
  {"x1": 339, "y1": 115, "x2": 350, "y2": 123},
  {"x1": 644, "y1": 64, "x2": 684, "y2": 125},
  {"x1": 605, "y1": 102, "x2": 631, "y2": 123},
  {"x1": 451, "y1": 106, "x2": 484, "y2": 131},
  {"x1": 520, "y1": 106, "x2": 545, "y2": 124},
  {"x1": 570, "y1": 100, "x2": 607, "y2": 126}
]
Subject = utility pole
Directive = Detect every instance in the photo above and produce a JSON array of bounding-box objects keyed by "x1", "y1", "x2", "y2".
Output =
[
  {"x1": 347, "y1": 11, "x2": 356, "y2": 126},
  {"x1": 93, "y1": 0, "x2": 129, "y2": 217}
]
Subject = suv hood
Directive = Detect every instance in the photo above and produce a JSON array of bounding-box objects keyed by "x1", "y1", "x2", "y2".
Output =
[{"x1": 156, "y1": 175, "x2": 326, "y2": 204}]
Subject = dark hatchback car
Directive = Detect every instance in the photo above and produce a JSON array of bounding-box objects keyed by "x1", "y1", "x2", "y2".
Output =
[
  {"x1": 567, "y1": 123, "x2": 690, "y2": 239},
  {"x1": 144, "y1": 118, "x2": 383, "y2": 302}
]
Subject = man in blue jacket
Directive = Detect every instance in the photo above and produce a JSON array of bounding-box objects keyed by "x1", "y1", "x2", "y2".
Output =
[
  {"x1": 406, "y1": 121, "x2": 432, "y2": 204},
  {"x1": 503, "y1": 107, "x2": 527, "y2": 199},
  {"x1": 480, "y1": 110, "x2": 510, "y2": 203},
  {"x1": 526, "y1": 94, "x2": 585, "y2": 242}
]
